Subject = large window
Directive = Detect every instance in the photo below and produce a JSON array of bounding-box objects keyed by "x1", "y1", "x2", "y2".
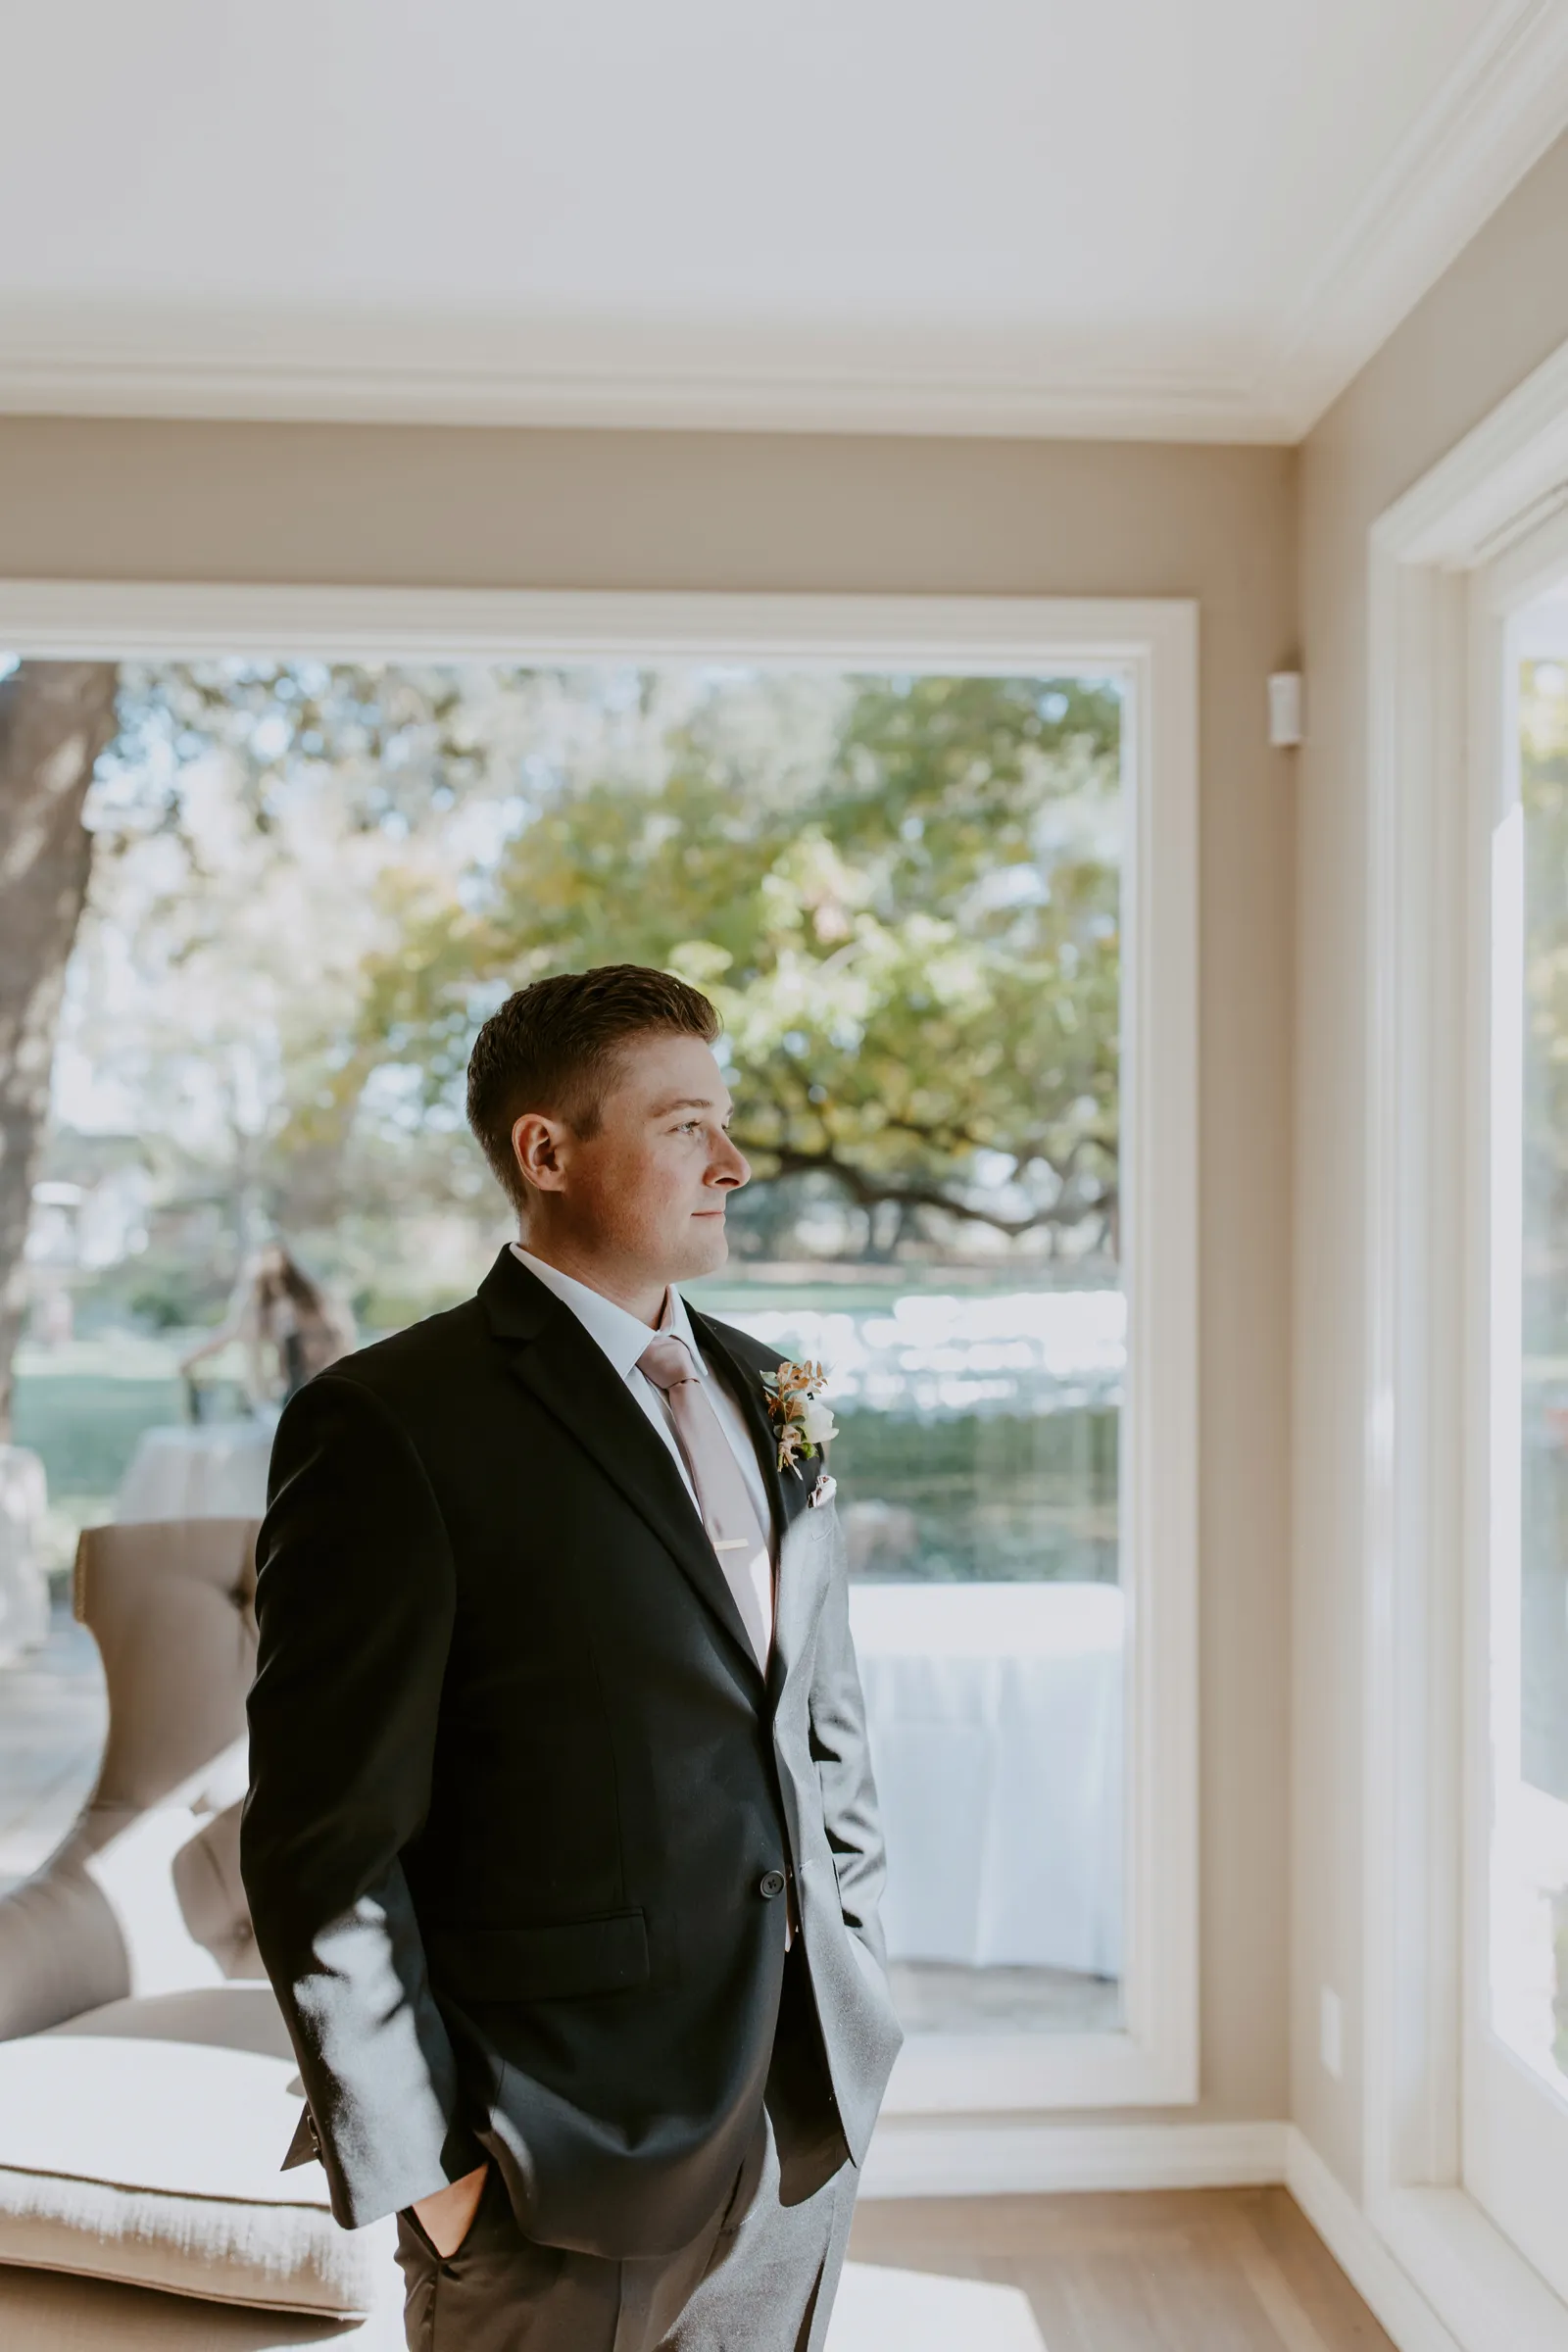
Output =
[{"x1": 3, "y1": 589, "x2": 1198, "y2": 2141}]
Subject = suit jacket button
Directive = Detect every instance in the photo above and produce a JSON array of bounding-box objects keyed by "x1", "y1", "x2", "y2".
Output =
[{"x1": 759, "y1": 1869, "x2": 787, "y2": 1900}]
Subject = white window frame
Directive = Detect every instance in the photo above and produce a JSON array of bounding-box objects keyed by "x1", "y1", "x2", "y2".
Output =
[
  {"x1": 1462, "y1": 513, "x2": 1568, "y2": 2308},
  {"x1": 1361, "y1": 344, "x2": 1568, "y2": 2348},
  {"x1": 0, "y1": 580, "x2": 1200, "y2": 2124}
]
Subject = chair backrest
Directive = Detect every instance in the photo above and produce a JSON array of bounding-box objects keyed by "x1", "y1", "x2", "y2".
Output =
[
  {"x1": 0, "y1": 1517, "x2": 266, "y2": 2042},
  {"x1": 75, "y1": 1518, "x2": 261, "y2": 1813}
]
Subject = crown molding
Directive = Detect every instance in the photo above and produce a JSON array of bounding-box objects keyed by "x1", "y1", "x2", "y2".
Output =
[
  {"x1": 1255, "y1": 0, "x2": 1568, "y2": 437},
  {"x1": 0, "y1": 306, "x2": 1289, "y2": 445}
]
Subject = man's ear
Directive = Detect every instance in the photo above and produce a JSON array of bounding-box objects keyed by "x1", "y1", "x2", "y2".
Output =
[{"x1": 511, "y1": 1111, "x2": 569, "y2": 1195}]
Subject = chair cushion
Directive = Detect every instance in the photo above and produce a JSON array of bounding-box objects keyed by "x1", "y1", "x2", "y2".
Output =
[
  {"x1": 0, "y1": 1745, "x2": 262, "y2": 2044},
  {"x1": 0, "y1": 1986, "x2": 396, "y2": 2318}
]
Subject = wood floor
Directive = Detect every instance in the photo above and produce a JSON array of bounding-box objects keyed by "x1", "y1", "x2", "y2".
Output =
[
  {"x1": 0, "y1": 2190, "x2": 1398, "y2": 2352},
  {"x1": 847, "y1": 2187, "x2": 1396, "y2": 2352}
]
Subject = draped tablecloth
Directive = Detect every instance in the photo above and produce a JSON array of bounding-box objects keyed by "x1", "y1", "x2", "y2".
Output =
[
  {"x1": 0, "y1": 1446, "x2": 50, "y2": 1665},
  {"x1": 116, "y1": 1424, "x2": 275, "y2": 1526},
  {"x1": 847, "y1": 1581, "x2": 1123, "y2": 1979},
  {"x1": 110, "y1": 1442, "x2": 1123, "y2": 1975}
]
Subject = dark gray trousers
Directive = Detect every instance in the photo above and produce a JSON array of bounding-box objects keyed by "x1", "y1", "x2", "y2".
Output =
[{"x1": 396, "y1": 1958, "x2": 857, "y2": 2352}]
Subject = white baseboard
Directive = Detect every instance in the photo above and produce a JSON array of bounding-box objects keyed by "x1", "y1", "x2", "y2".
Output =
[
  {"x1": 1283, "y1": 2132, "x2": 1462, "y2": 2352},
  {"x1": 858, "y1": 2116, "x2": 1289, "y2": 2199}
]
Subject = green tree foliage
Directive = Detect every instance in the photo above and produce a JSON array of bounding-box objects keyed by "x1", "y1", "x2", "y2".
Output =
[
  {"x1": 40, "y1": 662, "x2": 1122, "y2": 1322},
  {"x1": 1523, "y1": 658, "x2": 1568, "y2": 1353},
  {"x1": 351, "y1": 671, "x2": 1124, "y2": 1259},
  {"x1": 82, "y1": 661, "x2": 514, "y2": 1252}
]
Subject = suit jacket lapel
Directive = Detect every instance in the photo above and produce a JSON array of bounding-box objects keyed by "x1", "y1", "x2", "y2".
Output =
[{"x1": 478, "y1": 1251, "x2": 764, "y2": 1690}]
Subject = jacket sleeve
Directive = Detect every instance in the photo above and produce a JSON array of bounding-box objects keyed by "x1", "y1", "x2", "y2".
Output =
[
  {"x1": 240, "y1": 1372, "x2": 485, "y2": 2228},
  {"x1": 806, "y1": 1498, "x2": 890, "y2": 1972}
]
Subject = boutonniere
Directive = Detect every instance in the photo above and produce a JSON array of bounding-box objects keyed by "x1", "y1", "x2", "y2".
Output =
[{"x1": 760, "y1": 1357, "x2": 837, "y2": 1478}]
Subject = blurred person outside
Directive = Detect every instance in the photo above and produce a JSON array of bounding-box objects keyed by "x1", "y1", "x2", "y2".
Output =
[{"x1": 179, "y1": 1244, "x2": 354, "y2": 1417}]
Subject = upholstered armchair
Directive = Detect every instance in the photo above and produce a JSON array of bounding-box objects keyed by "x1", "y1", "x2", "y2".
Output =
[{"x1": 0, "y1": 1518, "x2": 400, "y2": 2347}]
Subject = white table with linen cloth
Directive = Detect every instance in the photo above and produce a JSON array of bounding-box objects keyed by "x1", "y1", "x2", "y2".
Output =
[
  {"x1": 0, "y1": 1446, "x2": 50, "y2": 1664},
  {"x1": 111, "y1": 1426, "x2": 1123, "y2": 1975},
  {"x1": 847, "y1": 1580, "x2": 1123, "y2": 1980},
  {"x1": 115, "y1": 1422, "x2": 275, "y2": 1525}
]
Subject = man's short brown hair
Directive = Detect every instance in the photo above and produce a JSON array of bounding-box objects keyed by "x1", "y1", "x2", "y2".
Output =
[{"x1": 466, "y1": 964, "x2": 721, "y2": 1208}]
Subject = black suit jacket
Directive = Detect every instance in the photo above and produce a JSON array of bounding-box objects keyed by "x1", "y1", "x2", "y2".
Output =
[{"x1": 240, "y1": 1248, "x2": 902, "y2": 2256}]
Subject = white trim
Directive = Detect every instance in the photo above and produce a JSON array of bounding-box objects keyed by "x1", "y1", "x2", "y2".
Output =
[
  {"x1": 0, "y1": 581, "x2": 1189, "y2": 674},
  {"x1": 0, "y1": 577, "x2": 1200, "y2": 2121},
  {"x1": 1362, "y1": 552, "x2": 1471, "y2": 2200},
  {"x1": 1376, "y1": 338, "x2": 1568, "y2": 568},
  {"x1": 1257, "y1": 0, "x2": 1568, "y2": 438},
  {"x1": 1118, "y1": 593, "x2": 1202, "y2": 2105},
  {"x1": 1285, "y1": 2137, "x2": 1463, "y2": 2352},
  {"x1": 1361, "y1": 330, "x2": 1568, "y2": 2341},
  {"x1": 861, "y1": 2118, "x2": 1286, "y2": 2201},
  {"x1": 882, "y1": 2025, "x2": 1190, "y2": 2120},
  {"x1": 0, "y1": 310, "x2": 1288, "y2": 445},
  {"x1": 1371, "y1": 2189, "x2": 1568, "y2": 2352},
  {"x1": 1458, "y1": 498, "x2": 1568, "y2": 2305},
  {"x1": 5, "y1": 0, "x2": 1568, "y2": 453},
  {"x1": 1474, "y1": 490, "x2": 1568, "y2": 612}
]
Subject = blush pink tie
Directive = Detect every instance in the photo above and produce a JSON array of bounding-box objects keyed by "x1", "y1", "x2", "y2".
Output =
[{"x1": 638, "y1": 1333, "x2": 773, "y2": 1670}]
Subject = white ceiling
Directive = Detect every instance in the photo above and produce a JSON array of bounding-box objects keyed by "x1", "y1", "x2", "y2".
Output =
[{"x1": 5, "y1": 0, "x2": 1568, "y2": 442}]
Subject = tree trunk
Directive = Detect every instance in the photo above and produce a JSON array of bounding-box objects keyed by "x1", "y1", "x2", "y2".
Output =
[{"x1": 0, "y1": 662, "x2": 121, "y2": 1440}]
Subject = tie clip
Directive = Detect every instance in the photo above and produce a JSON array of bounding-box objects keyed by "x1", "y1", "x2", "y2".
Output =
[{"x1": 713, "y1": 1538, "x2": 750, "y2": 1551}]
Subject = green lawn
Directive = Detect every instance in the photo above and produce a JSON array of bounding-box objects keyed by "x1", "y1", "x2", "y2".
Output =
[
  {"x1": 11, "y1": 1326, "x2": 1120, "y2": 1586},
  {"x1": 12, "y1": 1337, "x2": 250, "y2": 1567},
  {"x1": 831, "y1": 1406, "x2": 1118, "y2": 1583}
]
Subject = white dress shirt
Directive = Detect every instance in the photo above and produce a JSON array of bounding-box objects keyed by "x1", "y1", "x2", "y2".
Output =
[
  {"x1": 512, "y1": 1247, "x2": 793, "y2": 1932},
  {"x1": 510, "y1": 1245, "x2": 775, "y2": 1642}
]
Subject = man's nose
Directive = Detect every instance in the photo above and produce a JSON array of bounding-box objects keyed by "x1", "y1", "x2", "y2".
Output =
[{"x1": 711, "y1": 1136, "x2": 750, "y2": 1187}]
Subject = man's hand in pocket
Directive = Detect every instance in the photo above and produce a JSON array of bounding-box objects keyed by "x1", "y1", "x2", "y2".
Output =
[{"x1": 412, "y1": 2162, "x2": 489, "y2": 2258}]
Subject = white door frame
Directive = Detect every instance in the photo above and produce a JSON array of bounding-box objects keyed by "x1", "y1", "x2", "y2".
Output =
[
  {"x1": 1362, "y1": 342, "x2": 1568, "y2": 2346},
  {"x1": 0, "y1": 581, "x2": 1200, "y2": 2134}
]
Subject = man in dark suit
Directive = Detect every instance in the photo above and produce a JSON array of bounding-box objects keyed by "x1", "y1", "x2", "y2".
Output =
[{"x1": 241, "y1": 964, "x2": 902, "y2": 2352}]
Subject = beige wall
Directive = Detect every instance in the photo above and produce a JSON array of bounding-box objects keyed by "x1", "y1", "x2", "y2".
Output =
[
  {"x1": 1296, "y1": 128, "x2": 1568, "y2": 2190},
  {"x1": 0, "y1": 419, "x2": 1297, "y2": 2126}
]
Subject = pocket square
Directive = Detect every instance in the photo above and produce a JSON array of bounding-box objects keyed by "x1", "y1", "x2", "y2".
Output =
[{"x1": 808, "y1": 1472, "x2": 837, "y2": 1509}]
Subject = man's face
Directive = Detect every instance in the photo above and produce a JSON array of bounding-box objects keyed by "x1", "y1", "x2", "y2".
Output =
[{"x1": 514, "y1": 1031, "x2": 750, "y2": 1284}]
